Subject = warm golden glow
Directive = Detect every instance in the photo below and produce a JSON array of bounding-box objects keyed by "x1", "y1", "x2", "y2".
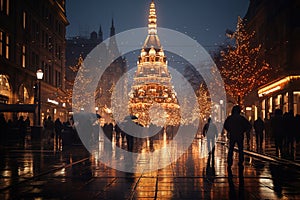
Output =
[
  {"x1": 128, "y1": 0, "x2": 180, "y2": 126},
  {"x1": 219, "y1": 16, "x2": 271, "y2": 105},
  {"x1": 258, "y1": 86, "x2": 281, "y2": 97},
  {"x1": 258, "y1": 75, "x2": 300, "y2": 97}
]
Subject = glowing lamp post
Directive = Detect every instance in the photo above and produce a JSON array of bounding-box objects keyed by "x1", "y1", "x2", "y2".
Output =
[
  {"x1": 36, "y1": 69, "x2": 43, "y2": 126},
  {"x1": 220, "y1": 100, "x2": 224, "y2": 122}
]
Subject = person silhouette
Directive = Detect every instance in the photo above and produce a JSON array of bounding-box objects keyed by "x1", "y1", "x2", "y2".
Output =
[
  {"x1": 254, "y1": 117, "x2": 265, "y2": 152},
  {"x1": 271, "y1": 109, "x2": 284, "y2": 157},
  {"x1": 224, "y1": 105, "x2": 252, "y2": 176},
  {"x1": 202, "y1": 117, "x2": 218, "y2": 155}
]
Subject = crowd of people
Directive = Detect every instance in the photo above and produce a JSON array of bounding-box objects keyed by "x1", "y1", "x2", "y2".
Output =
[
  {"x1": 267, "y1": 109, "x2": 300, "y2": 157},
  {"x1": 0, "y1": 113, "x2": 77, "y2": 145},
  {"x1": 245, "y1": 109, "x2": 300, "y2": 158},
  {"x1": 0, "y1": 113, "x2": 31, "y2": 139},
  {"x1": 201, "y1": 106, "x2": 300, "y2": 176},
  {"x1": 1, "y1": 107, "x2": 300, "y2": 164}
]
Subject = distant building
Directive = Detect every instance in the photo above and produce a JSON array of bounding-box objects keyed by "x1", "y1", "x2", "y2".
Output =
[
  {"x1": 244, "y1": 0, "x2": 300, "y2": 119},
  {"x1": 0, "y1": 0, "x2": 69, "y2": 125},
  {"x1": 65, "y1": 20, "x2": 127, "y2": 117}
]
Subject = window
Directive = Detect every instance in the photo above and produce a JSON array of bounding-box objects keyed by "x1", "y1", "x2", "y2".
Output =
[
  {"x1": 55, "y1": 70, "x2": 61, "y2": 87},
  {"x1": 0, "y1": 0, "x2": 3, "y2": 11},
  {"x1": 43, "y1": 63, "x2": 53, "y2": 85},
  {"x1": 275, "y1": 94, "x2": 282, "y2": 109},
  {"x1": 5, "y1": 35, "x2": 9, "y2": 59},
  {"x1": 293, "y1": 92, "x2": 300, "y2": 115},
  {"x1": 268, "y1": 97, "x2": 273, "y2": 113},
  {"x1": 261, "y1": 99, "x2": 265, "y2": 119},
  {"x1": 22, "y1": 45, "x2": 26, "y2": 68},
  {"x1": 58, "y1": 46, "x2": 62, "y2": 60},
  {"x1": 5, "y1": 0, "x2": 8, "y2": 15},
  {"x1": 0, "y1": 32, "x2": 2, "y2": 56},
  {"x1": 43, "y1": 62, "x2": 49, "y2": 83},
  {"x1": 23, "y1": 11, "x2": 26, "y2": 29},
  {"x1": 19, "y1": 84, "x2": 29, "y2": 104},
  {"x1": 283, "y1": 92, "x2": 288, "y2": 113},
  {"x1": 0, "y1": 74, "x2": 11, "y2": 103},
  {"x1": 49, "y1": 65, "x2": 53, "y2": 85},
  {"x1": 31, "y1": 52, "x2": 39, "y2": 67}
]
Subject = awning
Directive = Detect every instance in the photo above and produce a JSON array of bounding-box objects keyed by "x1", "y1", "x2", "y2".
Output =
[{"x1": 0, "y1": 103, "x2": 37, "y2": 113}]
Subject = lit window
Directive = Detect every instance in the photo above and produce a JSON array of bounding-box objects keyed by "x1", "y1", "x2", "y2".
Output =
[
  {"x1": 19, "y1": 84, "x2": 29, "y2": 104},
  {"x1": 0, "y1": 0, "x2": 3, "y2": 11},
  {"x1": 268, "y1": 97, "x2": 273, "y2": 113},
  {"x1": 5, "y1": 35, "x2": 9, "y2": 59},
  {"x1": 5, "y1": 0, "x2": 8, "y2": 15},
  {"x1": 0, "y1": 74, "x2": 11, "y2": 103},
  {"x1": 23, "y1": 11, "x2": 26, "y2": 29},
  {"x1": 22, "y1": 45, "x2": 26, "y2": 68},
  {"x1": 0, "y1": 32, "x2": 2, "y2": 56}
]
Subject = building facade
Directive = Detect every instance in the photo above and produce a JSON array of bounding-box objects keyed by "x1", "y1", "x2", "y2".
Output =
[
  {"x1": 66, "y1": 20, "x2": 127, "y2": 119},
  {"x1": 244, "y1": 0, "x2": 300, "y2": 119},
  {"x1": 0, "y1": 0, "x2": 69, "y2": 125}
]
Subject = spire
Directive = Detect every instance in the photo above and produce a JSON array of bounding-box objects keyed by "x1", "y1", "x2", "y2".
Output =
[
  {"x1": 143, "y1": 0, "x2": 161, "y2": 49},
  {"x1": 98, "y1": 25, "x2": 103, "y2": 42},
  {"x1": 110, "y1": 18, "x2": 115, "y2": 37},
  {"x1": 148, "y1": 0, "x2": 157, "y2": 35}
]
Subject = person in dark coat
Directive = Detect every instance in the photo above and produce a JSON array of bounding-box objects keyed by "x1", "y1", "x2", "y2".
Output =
[
  {"x1": 55, "y1": 118, "x2": 63, "y2": 139},
  {"x1": 103, "y1": 122, "x2": 114, "y2": 141},
  {"x1": 44, "y1": 116, "x2": 55, "y2": 142},
  {"x1": 254, "y1": 117, "x2": 265, "y2": 152},
  {"x1": 271, "y1": 109, "x2": 284, "y2": 157},
  {"x1": 283, "y1": 110, "x2": 296, "y2": 157},
  {"x1": 224, "y1": 105, "x2": 252, "y2": 175},
  {"x1": 18, "y1": 116, "x2": 27, "y2": 137},
  {"x1": 202, "y1": 117, "x2": 218, "y2": 156}
]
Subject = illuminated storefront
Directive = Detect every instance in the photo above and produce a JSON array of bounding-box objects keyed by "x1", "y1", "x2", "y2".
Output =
[{"x1": 258, "y1": 75, "x2": 300, "y2": 119}]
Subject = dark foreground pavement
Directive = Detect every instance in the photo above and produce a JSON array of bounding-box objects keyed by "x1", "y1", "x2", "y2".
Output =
[{"x1": 1, "y1": 133, "x2": 300, "y2": 200}]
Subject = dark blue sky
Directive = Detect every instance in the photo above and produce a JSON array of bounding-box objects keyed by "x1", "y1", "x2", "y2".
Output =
[{"x1": 66, "y1": 0, "x2": 249, "y2": 51}]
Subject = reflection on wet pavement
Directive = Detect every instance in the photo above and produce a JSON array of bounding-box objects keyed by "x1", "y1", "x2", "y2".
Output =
[{"x1": 0, "y1": 132, "x2": 300, "y2": 199}]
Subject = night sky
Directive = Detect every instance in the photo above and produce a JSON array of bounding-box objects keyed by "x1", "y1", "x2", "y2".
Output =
[{"x1": 66, "y1": 0, "x2": 250, "y2": 52}]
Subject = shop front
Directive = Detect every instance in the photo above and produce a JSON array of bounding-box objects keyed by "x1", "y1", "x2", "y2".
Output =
[{"x1": 258, "y1": 75, "x2": 300, "y2": 119}]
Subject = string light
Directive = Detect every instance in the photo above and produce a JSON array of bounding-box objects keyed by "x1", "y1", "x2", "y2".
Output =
[{"x1": 218, "y1": 16, "x2": 272, "y2": 106}]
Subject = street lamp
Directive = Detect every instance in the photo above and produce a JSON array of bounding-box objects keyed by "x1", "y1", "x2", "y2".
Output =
[
  {"x1": 36, "y1": 69, "x2": 43, "y2": 126},
  {"x1": 220, "y1": 100, "x2": 224, "y2": 122}
]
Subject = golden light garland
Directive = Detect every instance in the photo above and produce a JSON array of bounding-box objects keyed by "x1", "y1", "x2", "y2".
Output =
[{"x1": 219, "y1": 16, "x2": 271, "y2": 106}]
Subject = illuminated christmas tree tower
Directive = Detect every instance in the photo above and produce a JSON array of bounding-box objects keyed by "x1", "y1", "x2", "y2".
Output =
[{"x1": 129, "y1": 0, "x2": 180, "y2": 126}]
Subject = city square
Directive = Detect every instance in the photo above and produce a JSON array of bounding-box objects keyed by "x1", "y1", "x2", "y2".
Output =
[{"x1": 1, "y1": 0, "x2": 300, "y2": 199}]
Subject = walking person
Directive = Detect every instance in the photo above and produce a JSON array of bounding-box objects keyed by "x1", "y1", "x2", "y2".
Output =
[
  {"x1": 202, "y1": 117, "x2": 218, "y2": 156},
  {"x1": 271, "y1": 109, "x2": 284, "y2": 157},
  {"x1": 224, "y1": 105, "x2": 252, "y2": 176},
  {"x1": 254, "y1": 117, "x2": 265, "y2": 152},
  {"x1": 283, "y1": 110, "x2": 296, "y2": 158},
  {"x1": 55, "y1": 118, "x2": 63, "y2": 140},
  {"x1": 44, "y1": 116, "x2": 55, "y2": 144},
  {"x1": 18, "y1": 116, "x2": 27, "y2": 138}
]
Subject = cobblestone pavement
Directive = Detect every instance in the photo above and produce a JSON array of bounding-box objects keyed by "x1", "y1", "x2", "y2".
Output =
[{"x1": 0, "y1": 132, "x2": 300, "y2": 200}]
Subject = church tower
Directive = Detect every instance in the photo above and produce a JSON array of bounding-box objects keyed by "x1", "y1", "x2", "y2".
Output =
[
  {"x1": 110, "y1": 18, "x2": 115, "y2": 37},
  {"x1": 98, "y1": 25, "x2": 103, "y2": 43},
  {"x1": 129, "y1": 0, "x2": 180, "y2": 126}
]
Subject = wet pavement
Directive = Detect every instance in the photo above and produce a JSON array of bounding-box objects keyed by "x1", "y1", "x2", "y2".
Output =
[{"x1": 1, "y1": 132, "x2": 300, "y2": 199}]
